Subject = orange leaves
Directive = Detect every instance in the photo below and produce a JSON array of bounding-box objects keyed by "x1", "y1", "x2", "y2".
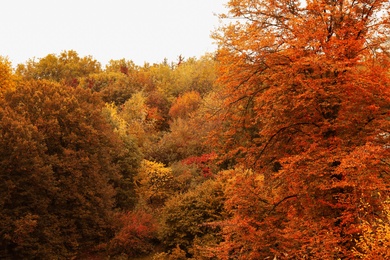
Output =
[
  {"x1": 0, "y1": 57, "x2": 16, "y2": 94},
  {"x1": 169, "y1": 90, "x2": 201, "y2": 119},
  {"x1": 212, "y1": 0, "x2": 390, "y2": 258}
]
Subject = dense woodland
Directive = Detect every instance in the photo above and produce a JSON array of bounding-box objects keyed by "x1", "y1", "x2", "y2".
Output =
[{"x1": 1, "y1": 0, "x2": 390, "y2": 259}]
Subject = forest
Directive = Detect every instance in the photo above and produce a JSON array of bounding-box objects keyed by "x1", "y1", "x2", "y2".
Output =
[{"x1": 1, "y1": 0, "x2": 390, "y2": 259}]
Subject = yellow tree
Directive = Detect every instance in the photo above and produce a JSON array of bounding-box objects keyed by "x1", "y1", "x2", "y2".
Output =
[
  {"x1": 212, "y1": 0, "x2": 390, "y2": 258},
  {"x1": 0, "y1": 57, "x2": 16, "y2": 94},
  {"x1": 134, "y1": 160, "x2": 175, "y2": 208}
]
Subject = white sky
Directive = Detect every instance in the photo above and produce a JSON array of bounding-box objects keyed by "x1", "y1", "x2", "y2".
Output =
[{"x1": 0, "y1": 0, "x2": 227, "y2": 67}]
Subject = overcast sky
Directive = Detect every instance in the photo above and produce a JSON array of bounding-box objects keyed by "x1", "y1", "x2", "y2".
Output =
[{"x1": 1, "y1": 0, "x2": 227, "y2": 67}]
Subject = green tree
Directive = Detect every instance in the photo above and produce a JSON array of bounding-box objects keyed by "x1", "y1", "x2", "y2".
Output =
[{"x1": 149, "y1": 117, "x2": 211, "y2": 165}]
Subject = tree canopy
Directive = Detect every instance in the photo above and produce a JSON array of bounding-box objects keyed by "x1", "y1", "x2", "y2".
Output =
[
  {"x1": 1, "y1": 2, "x2": 390, "y2": 256},
  {"x1": 211, "y1": 0, "x2": 390, "y2": 258},
  {"x1": 0, "y1": 79, "x2": 135, "y2": 258}
]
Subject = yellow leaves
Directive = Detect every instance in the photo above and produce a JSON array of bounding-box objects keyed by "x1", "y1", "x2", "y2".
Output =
[
  {"x1": 139, "y1": 160, "x2": 173, "y2": 185},
  {"x1": 0, "y1": 57, "x2": 16, "y2": 94},
  {"x1": 122, "y1": 91, "x2": 148, "y2": 123},
  {"x1": 135, "y1": 160, "x2": 174, "y2": 207},
  {"x1": 16, "y1": 50, "x2": 101, "y2": 87},
  {"x1": 120, "y1": 91, "x2": 158, "y2": 145},
  {"x1": 102, "y1": 102, "x2": 128, "y2": 136},
  {"x1": 354, "y1": 198, "x2": 390, "y2": 259}
]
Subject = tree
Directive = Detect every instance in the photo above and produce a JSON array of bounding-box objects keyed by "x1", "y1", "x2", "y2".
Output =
[
  {"x1": 79, "y1": 59, "x2": 144, "y2": 105},
  {"x1": 148, "y1": 117, "x2": 207, "y2": 164},
  {"x1": 0, "y1": 57, "x2": 16, "y2": 94},
  {"x1": 105, "y1": 58, "x2": 139, "y2": 76},
  {"x1": 106, "y1": 209, "x2": 158, "y2": 258},
  {"x1": 0, "y1": 79, "x2": 130, "y2": 258},
  {"x1": 0, "y1": 105, "x2": 60, "y2": 258},
  {"x1": 170, "y1": 55, "x2": 217, "y2": 97},
  {"x1": 353, "y1": 196, "x2": 390, "y2": 259},
  {"x1": 212, "y1": 0, "x2": 390, "y2": 258},
  {"x1": 159, "y1": 179, "x2": 225, "y2": 257},
  {"x1": 169, "y1": 91, "x2": 202, "y2": 119},
  {"x1": 16, "y1": 50, "x2": 101, "y2": 87},
  {"x1": 134, "y1": 160, "x2": 175, "y2": 208},
  {"x1": 101, "y1": 102, "x2": 142, "y2": 210},
  {"x1": 79, "y1": 71, "x2": 138, "y2": 105}
]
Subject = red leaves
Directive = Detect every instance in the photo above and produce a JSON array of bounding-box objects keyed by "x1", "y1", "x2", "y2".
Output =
[
  {"x1": 182, "y1": 152, "x2": 217, "y2": 177},
  {"x1": 107, "y1": 210, "x2": 158, "y2": 257}
]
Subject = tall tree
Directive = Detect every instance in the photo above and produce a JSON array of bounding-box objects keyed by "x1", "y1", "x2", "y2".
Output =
[{"x1": 213, "y1": 0, "x2": 390, "y2": 258}]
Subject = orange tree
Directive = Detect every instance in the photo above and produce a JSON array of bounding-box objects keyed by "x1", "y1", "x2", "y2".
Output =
[{"x1": 212, "y1": 0, "x2": 390, "y2": 258}]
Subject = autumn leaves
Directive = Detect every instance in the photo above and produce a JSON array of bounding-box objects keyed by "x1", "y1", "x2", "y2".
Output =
[
  {"x1": 1, "y1": 0, "x2": 390, "y2": 258},
  {"x1": 212, "y1": 0, "x2": 390, "y2": 258}
]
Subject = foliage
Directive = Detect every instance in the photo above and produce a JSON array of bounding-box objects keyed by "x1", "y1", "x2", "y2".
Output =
[
  {"x1": 105, "y1": 58, "x2": 139, "y2": 76},
  {"x1": 147, "y1": 89, "x2": 219, "y2": 164},
  {"x1": 145, "y1": 89, "x2": 171, "y2": 131},
  {"x1": 148, "y1": 117, "x2": 210, "y2": 164},
  {"x1": 169, "y1": 91, "x2": 202, "y2": 119},
  {"x1": 101, "y1": 102, "x2": 142, "y2": 210},
  {"x1": 135, "y1": 160, "x2": 175, "y2": 208},
  {"x1": 211, "y1": 0, "x2": 390, "y2": 258},
  {"x1": 159, "y1": 179, "x2": 225, "y2": 257},
  {"x1": 0, "y1": 57, "x2": 16, "y2": 94},
  {"x1": 353, "y1": 197, "x2": 390, "y2": 259},
  {"x1": 113, "y1": 91, "x2": 160, "y2": 160},
  {"x1": 107, "y1": 210, "x2": 158, "y2": 258},
  {"x1": 168, "y1": 161, "x2": 207, "y2": 194},
  {"x1": 209, "y1": 168, "x2": 281, "y2": 259},
  {"x1": 152, "y1": 245, "x2": 187, "y2": 260},
  {"x1": 167, "y1": 55, "x2": 217, "y2": 99},
  {"x1": 0, "y1": 80, "x2": 126, "y2": 258},
  {"x1": 16, "y1": 50, "x2": 101, "y2": 87},
  {"x1": 182, "y1": 153, "x2": 217, "y2": 178},
  {"x1": 79, "y1": 71, "x2": 139, "y2": 105}
]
